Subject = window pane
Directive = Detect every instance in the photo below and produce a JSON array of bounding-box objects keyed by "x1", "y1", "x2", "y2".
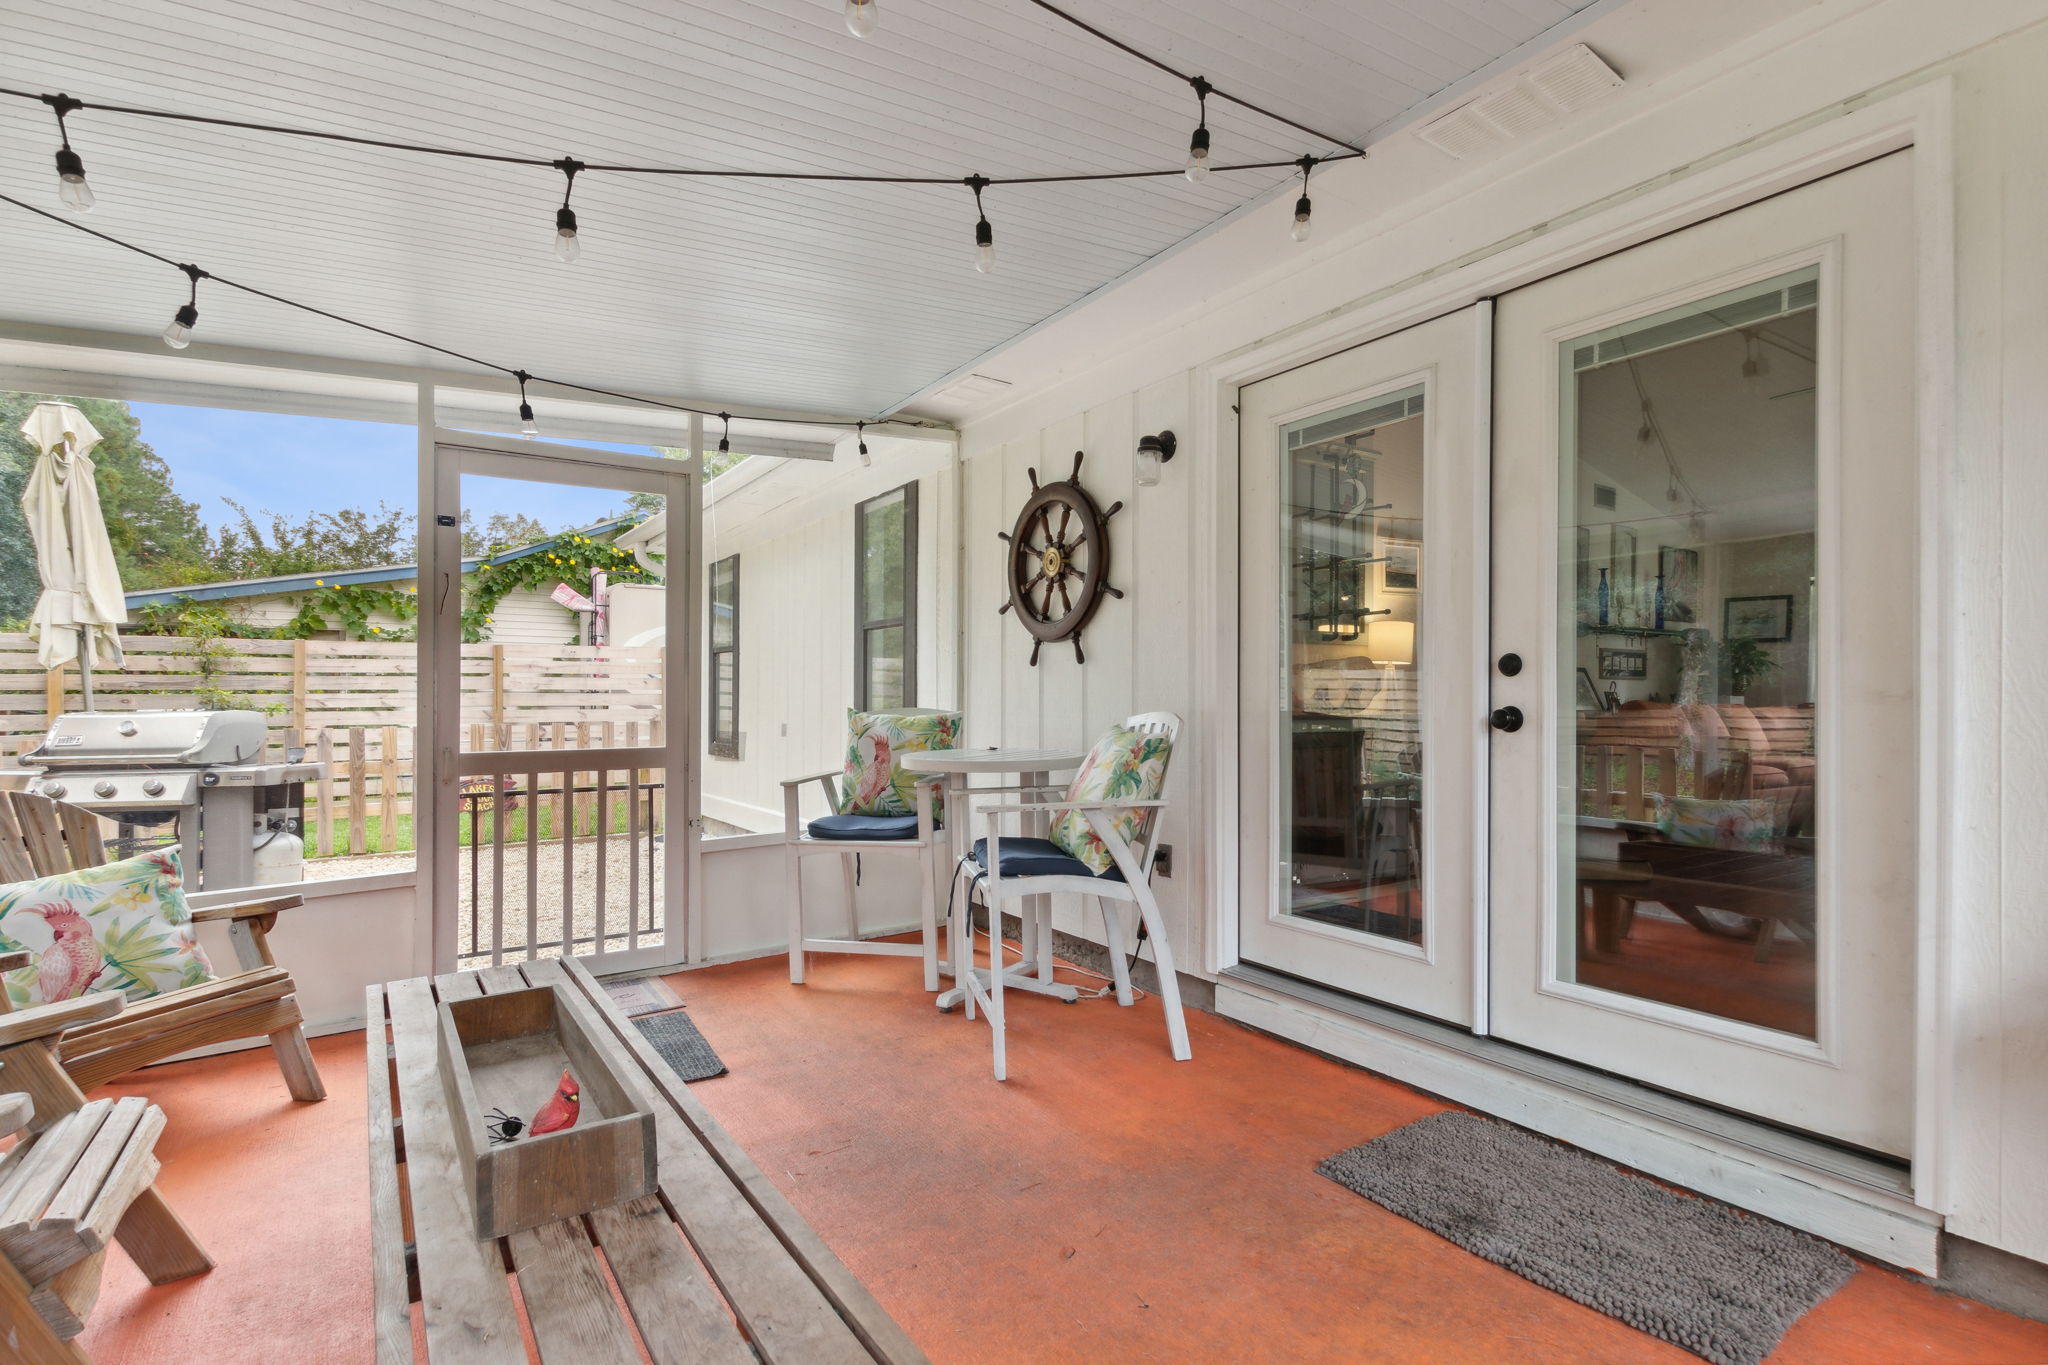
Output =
[
  {"x1": 1278, "y1": 385, "x2": 1426, "y2": 944},
  {"x1": 709, "y1": 556, "x2": 736, "y2": 649},
  {"x1": 861, "y1": 491, "x2": 907, "y2": 620},
  {"x1": 864, "y1": 625, "x2": 906, "y2": 711},
  {"x1": 1558, "y1": 266, "x2": 1819, "y2": 1039}
]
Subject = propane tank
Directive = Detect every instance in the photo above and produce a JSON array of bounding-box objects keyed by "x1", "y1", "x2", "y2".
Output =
[{"x1": 252, "y1": 818, "x2": 305, "y2": 885}]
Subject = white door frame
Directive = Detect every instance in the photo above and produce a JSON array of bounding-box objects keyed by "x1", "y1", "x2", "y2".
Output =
[
  {"x1": 419, "y1": 428, "x2": 700, "y2": 976},
  {"x1": 1194, "y1": 82, "x2": 1961, "y2": 1210}
]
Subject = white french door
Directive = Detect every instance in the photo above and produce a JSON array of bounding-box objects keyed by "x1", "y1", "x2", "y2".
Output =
[
  {"x1": 425, "y1": 436, "x2": 696, "y2": 975},
  {"x1": 1487, "y1": 151, "x2": 1918, "y2": 1155},
  {"x1": 1236, "y1": 307, "x2": 1489, "y2": 1024}
]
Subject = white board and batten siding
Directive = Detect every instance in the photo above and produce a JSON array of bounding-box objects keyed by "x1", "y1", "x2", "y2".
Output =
[
  {"x1": 942, "y1": 0, "x2": 2048, "y2": 1268},
  {"x1": 697, "y1": 438, "x2": 960, "y2": 834}
]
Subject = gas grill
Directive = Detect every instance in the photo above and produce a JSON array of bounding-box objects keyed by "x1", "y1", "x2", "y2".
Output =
[{"x1": 20, "y1": 709, "x2": 321, "y2": 890}]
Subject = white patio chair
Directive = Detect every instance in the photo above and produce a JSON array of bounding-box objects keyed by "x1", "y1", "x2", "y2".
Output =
[
  {"x1": 782, "y1": 710, "x2": 951, "y2": 991},
  {"x1": 951, "y1": 712, "x2": 1191, "y2": 1080}
]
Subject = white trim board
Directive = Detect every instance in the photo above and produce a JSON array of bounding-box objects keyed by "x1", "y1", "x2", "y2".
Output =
[{"x1": 1217, "y1": 971, "x2": 1941, "y2": 1273}]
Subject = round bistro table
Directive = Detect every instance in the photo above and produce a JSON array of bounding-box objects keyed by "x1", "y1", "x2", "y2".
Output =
[{"x1": 899, "y1": 746, "x2": 1087, "y2": 1009}]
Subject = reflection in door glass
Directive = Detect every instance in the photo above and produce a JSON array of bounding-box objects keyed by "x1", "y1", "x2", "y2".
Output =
[
  {"x1": 1280, "y1": 385, "x2": 1424, "y2": 944},
  {"x1": 1558, "y1": 267, "x2": 1819, "y2": 1038}
]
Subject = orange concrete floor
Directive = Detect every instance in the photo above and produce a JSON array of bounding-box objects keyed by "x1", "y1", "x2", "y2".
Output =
[{"x1": 71, "y1": 947, "x2": 2048, "y2": 1364}]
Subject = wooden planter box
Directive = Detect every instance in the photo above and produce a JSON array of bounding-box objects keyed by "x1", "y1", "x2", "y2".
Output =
[{"x1": 437, "y1": 984, "x2": 656, "y2": 1239}]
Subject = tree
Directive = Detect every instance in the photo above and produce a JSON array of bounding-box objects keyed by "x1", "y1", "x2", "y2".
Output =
[
  {"x1": 462, "y1": 511, "x2": 552, "y2": 557},
  {"x1": 208, "y1": 498, "x2": 415, "y2": 579},
  {"x1": 0, "y1": 393, "x2": 214, "y2": 619}
]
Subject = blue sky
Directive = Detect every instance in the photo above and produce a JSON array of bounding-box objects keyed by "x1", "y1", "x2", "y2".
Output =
[{"x1": 128, "y1": 402, "x2": 655, "y2": 536}]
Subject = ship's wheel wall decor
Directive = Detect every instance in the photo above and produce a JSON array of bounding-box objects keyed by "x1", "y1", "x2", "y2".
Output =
[{"x1": 997, "y1": 450, "x2": 1123, "y2": 666}]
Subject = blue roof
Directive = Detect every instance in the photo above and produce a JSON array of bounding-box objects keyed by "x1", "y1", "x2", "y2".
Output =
[{"x1": 124, "y1": 516, "x2": 638, "y2": 609}]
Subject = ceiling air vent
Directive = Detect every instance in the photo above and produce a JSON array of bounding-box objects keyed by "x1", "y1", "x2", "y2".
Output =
[
  {"x1": 1417, "y1": 43, "x2": 1623, "y2": 161},
  {"x1": 932, "y1": 372, "x2": 1014, "y2": 405}
]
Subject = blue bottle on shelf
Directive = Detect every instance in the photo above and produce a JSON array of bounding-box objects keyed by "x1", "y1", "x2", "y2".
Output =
[{"x1": 1597, "y1": 568, "x2": 1610, "y2": 626}]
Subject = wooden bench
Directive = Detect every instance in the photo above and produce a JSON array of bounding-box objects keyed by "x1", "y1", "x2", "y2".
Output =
[
  {"x1": 367, "y1": 955, "x2": 929, "y2": 1365},
  {"x1": 0, "y1": 792, "x2": 326, "y2": 1103},
  {"x1": 0, "y1": 990, "x2": 213, "y2": 1365}
]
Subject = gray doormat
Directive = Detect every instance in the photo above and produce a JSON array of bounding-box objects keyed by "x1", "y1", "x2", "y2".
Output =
[
  {"x1": 1316, "y1": 1112, "x2": 1853, "y2": 1365},
  {"x1": 631, "y1": 1008, "x2": 727, "y2": 1083},
  {"x1": 603, "y1": 974, "x2": 684, "y2": 1017}
]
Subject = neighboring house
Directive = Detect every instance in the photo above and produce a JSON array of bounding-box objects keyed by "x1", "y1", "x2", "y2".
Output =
[{"x1": 123, "y1": 517, "x2": 640, "y2": 645}]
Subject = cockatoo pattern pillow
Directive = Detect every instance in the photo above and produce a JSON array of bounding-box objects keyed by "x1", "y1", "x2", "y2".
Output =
[
  {"x1": 0, "y1": 848, "x2": 216, "y2": 1007},
  {"x1": 1049, "y1": 727, "x2": 1173, "y2": 876},
  {"x1": 842, "y1": 709, "x2": 961, "y2": 818}
]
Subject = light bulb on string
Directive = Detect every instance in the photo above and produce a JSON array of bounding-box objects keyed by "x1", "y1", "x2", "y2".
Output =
[
  {"x1": 966, "y1": 175, "x2": 993, "y2": 274},
  {"x1": 1290, "y1": 156, "x2": 1315, "y2": 243},
  {"x1": 552, "y1": 158, "x2": 584, "y2": 263},
  {"x1": 1185, "y1": 77, "x2": 1212, "y2": 183},
  {"x1": 718, "y1": 412, "x2": 731, "y2": 455},
  {"x1": 161, "y1": 264, "x2": 205, "y2": 349},
  {"x1": 42, "y1": 94, "x2": 93, "y2": 211},
  {"x1": 857, "y1": 421, "x2": 871, "y2": 468},
  {"x1": 845, "y1": 0, "x2": 877, "y2": 37},
  {"x1": 515, "y1": 371, "x2": 539, "y2": 436}
]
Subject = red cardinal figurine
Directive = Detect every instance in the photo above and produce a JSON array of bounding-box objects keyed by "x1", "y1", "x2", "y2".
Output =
[{"x1": 529, "y1": 1069, "x2": 580, "y2": 1136}]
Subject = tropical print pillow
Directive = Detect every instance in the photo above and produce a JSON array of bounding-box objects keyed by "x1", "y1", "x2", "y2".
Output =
[
  {"x1": 0, "y1": 848, "x2": 216, "y2": 1007},
  {"x1": 1049, "y1": 727, "x2": 1173, "y2": 876},
  {"x1": 842, "y1": 709, "x2": 961, "y2": 817},
  {"x1": 1651, "y1": 794, "x2": 1781, "y2": 851}
]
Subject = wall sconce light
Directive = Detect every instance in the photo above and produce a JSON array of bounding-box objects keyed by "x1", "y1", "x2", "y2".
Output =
[{"x1": 1136, "y1": 430, "x2": 1177, "y2": 487}]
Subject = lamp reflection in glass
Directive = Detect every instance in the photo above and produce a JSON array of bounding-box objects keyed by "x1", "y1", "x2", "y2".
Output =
[
  {"x1": 1365, "y1": 619, "x2": 1414, "y2": 667},
  {"x1": 1135, "y1": 429, "x2": 1177, "y2": 487}
]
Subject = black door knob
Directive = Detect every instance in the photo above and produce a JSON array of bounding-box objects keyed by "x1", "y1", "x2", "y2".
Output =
[{"x1": 1490, "y1": 706, "x2": 1524, "y2": 733}]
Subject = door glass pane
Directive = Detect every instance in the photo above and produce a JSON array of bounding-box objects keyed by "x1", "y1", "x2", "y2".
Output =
[
  {"x1": 1557, "y1": 266, "x2": 1819, "y2": 1038},
  {"x1": 1279, "y1": 384, "x2": 1425, "y2": 942}
]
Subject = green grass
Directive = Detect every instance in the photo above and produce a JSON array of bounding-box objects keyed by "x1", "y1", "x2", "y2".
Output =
[{"x1": 306, "y1": 797, "x2": 663, "y2": 858}]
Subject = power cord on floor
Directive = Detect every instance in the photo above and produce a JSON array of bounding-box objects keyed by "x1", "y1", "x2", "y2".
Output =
[{"x1": 948, "y1": 854, "x2": 1149, "y2": 1003}]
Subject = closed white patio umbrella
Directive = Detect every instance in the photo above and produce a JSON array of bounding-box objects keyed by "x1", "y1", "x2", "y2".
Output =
[{"x1": 19, "y1": 400, "x2": 128, "y2": 707}]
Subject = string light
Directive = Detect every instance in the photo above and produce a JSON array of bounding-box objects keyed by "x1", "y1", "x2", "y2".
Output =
[
  {"x1": 718, "y1": 412, "x2": 731, "y2": 454},
  {"x1": 552, "y1": 157, "x2": 584, "y2": 263},
  {"x1": 845, "y1": 0, "x2": 876, "y2": 38},
  {"x1": 161, "y1": 264, "x2": 205, "y2": 348},
  {"x1": 966, "y1": 175, "x2": 994, "y2": 274},
  {"x1": 1185, "y1": 77, "x2": 1212, "y2": 183},
  {"x1": 41, "y1": 94, "x2": 93, "y2": 211},
  {"x1": 857, "y1": 421, "x2": 871, "y2": 467},
  {"x1": 1290, "y1": 156, "x2": 1315, "y2": 243},
  {"x1": 516, "y1": 370, "x2": 539, "y2": 435}
]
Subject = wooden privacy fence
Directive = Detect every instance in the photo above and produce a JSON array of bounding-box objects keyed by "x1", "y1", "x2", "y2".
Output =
[{"x1": 0, "y1": 634, "x2": 666, "y2": 858}]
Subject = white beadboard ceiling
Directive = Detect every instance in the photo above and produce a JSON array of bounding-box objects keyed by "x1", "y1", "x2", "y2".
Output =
[{"x1": 1, "y1": 0, "x2": 1608, "y2": 422}]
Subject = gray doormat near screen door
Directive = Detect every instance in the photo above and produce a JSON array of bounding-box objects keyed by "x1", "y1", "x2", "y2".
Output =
[
  {"x1": 632, "y1": 1007, "x2": 728, "y2": 1083},
  {"x1": 1316, "y1": 1112, "x2": 1854, "y2": 1365}
]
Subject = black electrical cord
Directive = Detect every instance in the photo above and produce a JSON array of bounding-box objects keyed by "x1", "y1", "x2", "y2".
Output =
[
  {"x1": 0, "y1": 188, "x2": 940, "y2": 434},
  {"x1": 0, "y1": 85, "x2": 1358, "y2": 186},
  {"x1": 1019, "y1": 0, "x2": 1365, "y2": 155}
]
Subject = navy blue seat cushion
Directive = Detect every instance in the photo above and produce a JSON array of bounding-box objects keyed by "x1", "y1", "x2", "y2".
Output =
[
  {"x1": 808, "y1": 813, "x2": 920, "y2": 841},
  {"x1": 971, "y1": 836, "x2": 1124, "y2": 882}
]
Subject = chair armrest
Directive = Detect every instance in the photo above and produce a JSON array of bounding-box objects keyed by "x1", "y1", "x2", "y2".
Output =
[
  {"x1": 0, "y1": 992, "x2": 123, "y2": 1048},
  {"x1": 778, "y1": 769, "x2": 843, "y2": 789},
  {"x1": 782, "y1": 769, "x2": 843, "y2": 835},
  {"x1": 190, "y1": 894, "x2": 304, "y2": 925},
  {"x1": 0, "y1": 951, "x2": 26, "y2": 974}
]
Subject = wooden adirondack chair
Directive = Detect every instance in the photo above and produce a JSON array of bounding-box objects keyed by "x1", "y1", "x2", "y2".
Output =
[
  {"x1": 0, "y1": 792, "x2": 326, "y2": 1102},
  {"x1": 0, "y1": 986, "x2": 213, "y2": 1364}
]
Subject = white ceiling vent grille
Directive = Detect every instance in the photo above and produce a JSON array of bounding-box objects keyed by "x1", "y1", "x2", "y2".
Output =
[
  {"x1": 932, "y1": 372, "x2": 1015, "y2": 405},
  {"x1": 1417, "y1": 43, "x2": 1623, "y2": 161}
]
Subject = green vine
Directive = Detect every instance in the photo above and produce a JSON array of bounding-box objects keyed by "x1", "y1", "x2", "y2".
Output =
[
  {"x1": 460, "y1": 532, "x2": 657, "y2": 643},
  {"x1": 129, "y1": 529, "x2": 660, "y2": 644}
]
